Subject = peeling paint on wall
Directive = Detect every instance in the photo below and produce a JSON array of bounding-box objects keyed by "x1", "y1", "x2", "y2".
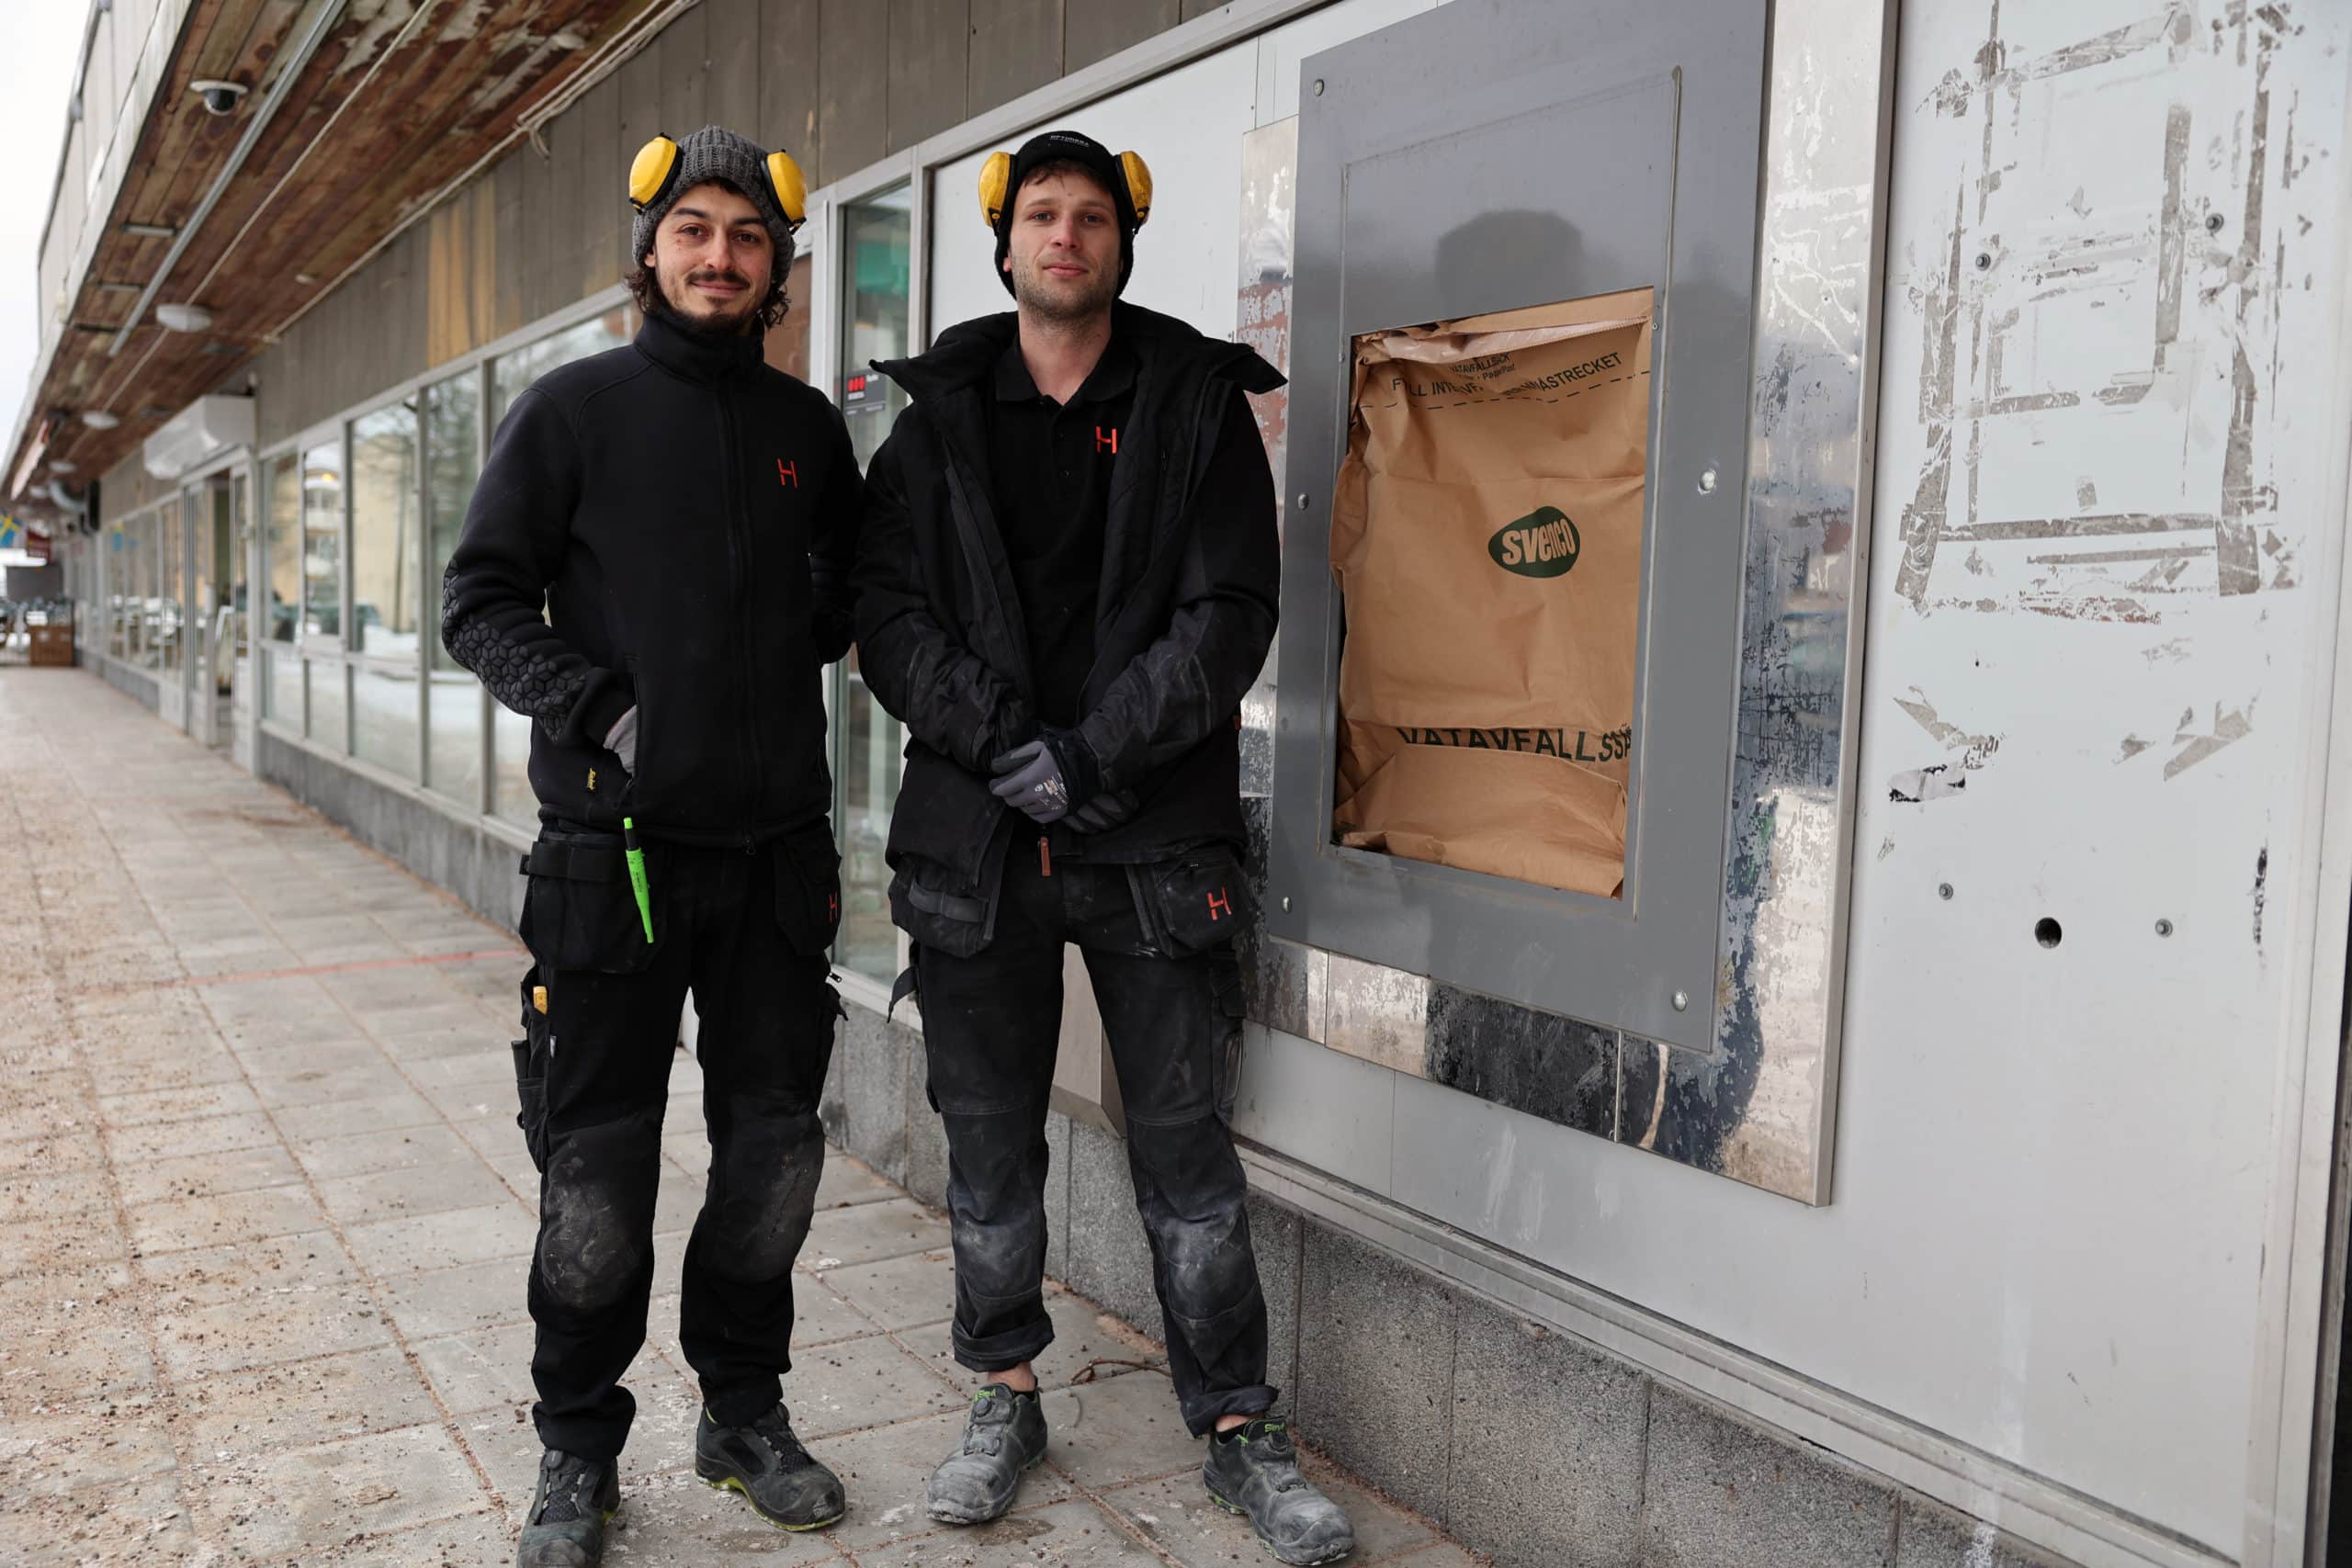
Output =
[{"x1": 1891, "y1": 2, "x2": 2302, "y2": 626}]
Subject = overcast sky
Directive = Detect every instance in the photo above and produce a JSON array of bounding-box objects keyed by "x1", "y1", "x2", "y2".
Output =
[{"x1": 0, "y1": 6, "x2": 96, "y2": 453}]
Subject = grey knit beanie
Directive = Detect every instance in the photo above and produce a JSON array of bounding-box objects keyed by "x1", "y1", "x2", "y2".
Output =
[{"x1": 629, "y1": 126, "x2": 799, "y2": 267}]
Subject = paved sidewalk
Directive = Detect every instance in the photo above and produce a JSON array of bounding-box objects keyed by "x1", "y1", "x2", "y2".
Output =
[{"x1": 0, "y1": 670, "x2": 1469, "y2": 1568}]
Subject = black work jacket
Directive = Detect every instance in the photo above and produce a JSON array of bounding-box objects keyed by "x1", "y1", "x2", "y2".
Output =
[
  {"x1": 440, "y1": 308, "x2": 860, "y2": 844},
  {"x1": 854, "y1": 302, "x2": 1283, "y2": 919}
]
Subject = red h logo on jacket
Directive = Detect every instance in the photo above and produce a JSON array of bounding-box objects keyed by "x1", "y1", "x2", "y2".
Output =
[
  {"x1": 776, "y1": 458, "x2": 798, "y2": 488},
  {"x1": 1095, "y1": 426, "x2": 1119, "y2": 455}
]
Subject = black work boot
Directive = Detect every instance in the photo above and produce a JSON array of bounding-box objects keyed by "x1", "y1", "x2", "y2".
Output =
[
  {"x1": 515, "y1": 1449, "x2": 620, "y2": 1567},
  {"x1": 694, "y1": 1404, "x2": 846, "y2": 1530},
  {"x1": 1204, "y1": 1417, "x2": 1356, "y2": 1565},
  {"x1": 925, "y1": 1383, "x2": 1048, "y2": 1524}
]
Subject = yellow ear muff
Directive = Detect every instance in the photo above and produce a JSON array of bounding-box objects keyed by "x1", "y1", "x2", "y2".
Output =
[
  {"x1": 766, "y1": 149, "x2": 808, "y2": 230},
  {"x1": 978, "y1": 151, "x2": 1014, "y2": 230},
  {"x1": 628, "y1": 135, "x2": 680, "y2": 211},
  {"x1": 1118, "y1": 151, "x2": 1153, "y2": 228}
]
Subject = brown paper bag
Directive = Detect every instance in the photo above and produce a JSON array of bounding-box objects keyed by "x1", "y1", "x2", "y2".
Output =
[{"x1": 1329, "y1": 288, "x2": 1652, "y2": 897}]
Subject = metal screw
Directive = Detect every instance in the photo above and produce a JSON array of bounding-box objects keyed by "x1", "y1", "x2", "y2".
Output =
[
  {"x1": 2155, "y1": 918, "x2": 2174, "y2": 937},
  {"x1": 1295, "y1": 492, "x2": 1309, "y2": 510},
  {"x1": 1938, "y1": 882, "x2": 1954, "y2": 900},
  {"x1": 1671, "y1": 990, "x2": 1689, "y2": 1012},
  {"x1": 1696, "y1": 467, "x2": 1718, "y2": 494},
  {"x1": 1281, "y1": 896, "x2": 1292, "y2": 912},
  {"x1": 1974, "y1": 252, "x2": 1992, "y2": 270},
  {"x1": 1312, "y1": 78, "x2": 1325, "y2": 96},
  {"x1": 2205, "y1": 212, "x2": 2224, "y2": 233}
]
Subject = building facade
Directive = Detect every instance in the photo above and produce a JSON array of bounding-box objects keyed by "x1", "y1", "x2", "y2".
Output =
[{"x1": 14, "y1": 3, "x2": 2352, "y2": 1565}]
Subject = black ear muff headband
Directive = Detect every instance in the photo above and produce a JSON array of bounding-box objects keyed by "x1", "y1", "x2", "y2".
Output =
[
  {"x1": 978, "y1": 147, "x2": 1152, "y2": 233},
  {"x1": 628, "y1": 134, "x2": 808, "y2": 231}
]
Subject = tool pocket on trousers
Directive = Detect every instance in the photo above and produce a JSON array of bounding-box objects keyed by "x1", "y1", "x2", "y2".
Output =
[
  {"x1": 513, "y1": 965, "x2": 552, "y2": 1172},
  {"x1": 1134, "y1": 848, "x2": 1257, "y2": 959},
  {"x1": 889, "y1": 862, "x2": 994, "y2": 959},
  {"x1": 773, "y1": 823, "x2": 843, "y2": 956},
  {"x1": 520, "y1": 830, "x2": 657, "y2": 974},
  {"x1": 1210, "y1": 951, "x2": 1246, "y2": 1124}
]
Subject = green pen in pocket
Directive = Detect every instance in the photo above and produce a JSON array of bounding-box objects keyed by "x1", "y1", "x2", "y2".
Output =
[{"x1": 622, "y1": 816, "x2": 654, "y2": 943}]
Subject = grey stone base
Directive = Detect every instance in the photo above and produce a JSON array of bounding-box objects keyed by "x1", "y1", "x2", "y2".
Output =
[
  {"x1": 96, "y1": 656, "x2": 161, "y2": 712},
  {"x1": 234, "y1": 730, "x2": 2081, "y2": 1568}
]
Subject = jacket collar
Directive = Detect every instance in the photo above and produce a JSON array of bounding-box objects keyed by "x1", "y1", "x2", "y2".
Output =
[
  {"x1": 991, "y1": 333, "x2": 1138, "y2": 405},
  {"x1": 634, "y1": 305, "x2": 768, "y2": 384},
  {"x1": 876, "y1": 301, "x2": 1282, "y2": 407}
]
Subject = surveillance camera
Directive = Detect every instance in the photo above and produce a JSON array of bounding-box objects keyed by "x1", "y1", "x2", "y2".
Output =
[{"x1": 190, "y1": 79, "x2": 249, "y2": 117}]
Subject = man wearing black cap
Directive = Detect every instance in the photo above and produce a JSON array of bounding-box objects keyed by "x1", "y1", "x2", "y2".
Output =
[
  {"x1": 854, "y1": 130, "x2": 1356, "y2": 1565},
  {"x1": 443, "y1": 125, "x2": 858, "y2": 1566}
]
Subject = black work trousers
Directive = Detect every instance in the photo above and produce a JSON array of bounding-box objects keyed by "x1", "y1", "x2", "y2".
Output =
[
  {"x1": 915, "y1": 845, "x2": 1272, "y2": 1436},
  {"x1": 514, "y1": 819, "x2": 842, "y2": 1461}
]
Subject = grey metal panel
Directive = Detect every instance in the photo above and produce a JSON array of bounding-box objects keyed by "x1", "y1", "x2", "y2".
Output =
[
  {"x1": 967, "y1": 0, "x2": 1063, "y2": 116},
  {"x1": 519, "y1": 127, "x2": 558, "y2": 328},
  {"x1": 888, "y1": 0, "x2": 970, "y2": 152},
  {"x1": 1063, "y1": 0, "x2": 1179, "y2": 74},
  {"x1": 571, "y1": 73, "x2": 625, "y2": 296},
  {"x1": 492, "y1": 150, "x2": 526, "y2": 340},
  {"x1": 703, "y1": 0, "x2": 763, "y2": 136},
  {"x1": 819, "y1": 0, "x2": 891, "y2": 185},
  {"x1": 760, "y1": 0, "x2": 823, "y2": 174},
  {"x1": 1268, "y1": 0, "x2": 1768, "y2": 1055},
  {"x1": 547, "y1": 87, "x2": 591, "y2": 301}
]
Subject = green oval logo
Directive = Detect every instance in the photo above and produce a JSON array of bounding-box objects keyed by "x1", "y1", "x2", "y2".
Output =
[{"x1": 1488, "y1": 506, "x2": 1581, "y2": 578}]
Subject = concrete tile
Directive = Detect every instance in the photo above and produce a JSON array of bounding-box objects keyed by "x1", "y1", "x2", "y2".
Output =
[
  {"x1": 1446, "y1": 1307, "x2": 1645, "y2": 1568},
  {"x1": 1, "y1": 1309, "x2": 159, "y2": 1410},
  {"x1": 1044, "y1": 1111, "x2": 1073, "y2": 1282},
  {"x1": 1103, "y1": 1448, "x2": 1441, "y2": 1567},
  {"x1": 1894, "y1": 1495, "x2": 2073, "y2": 1568},
  {"x1": 784, "y1": 1333, "x2": 966, "y2": 1438},
  {"x1": 1037, "y1": 1371, "x2": 1202, "y2": 1490},
  {"x1": 1062, "y1": 1118, "x2": 1159, "y2": 1334},
  {"x1": 248, "y1": 1059, "x2": 415, "y2": 1111},
  {"x1": 818, "y1": 1406, "x2": 1073, "y2": 1551},
  {"x1": 299, "y1": 1506, "x2": 514, "y2": 1565},
  {"x1": 1643, "y1": 1384, "x2": 1897, "y2": 1568},
  {"x1": 101, "y1": 1109, "x2": 279, "y2": 1164},
  {"x1": 1, "y1": 1472, "x2": 197, "y2": 1565},
  {"x1": 902, "y1": 1285, "x2": 1169, "y2": 1397},
  {"x1": 856, "y1": 1498, "x2": 1160, "y2": 1566},
  {"x1": 379, "y1": 1255, "x2": 532, "y2": 1341},
  {"x1": 126, "y1": 1182, "x2": 329, "y2": 1256},
  {"x1": 0, "y1": 1168, "x2": 114, "y2": 1221},
  {"x1": 274, "y1": 1089, "x2": 442, "y2": 1143},
  {"x1": 0, "y1": 1406, "x2": 178, "y2": 1499},
  {"x1": 413, "y1": 1322, "x2": 538, "y2": 1416},
  {"x1": 343, "y1": 1201, "x2": 537, "y2": 1275},
  {"x1": 316, "y1": 1156, "x2": 514, "y2": 1225},
  {"x1": 820, "y1": 1248, "x2": 956, "y2": 1331},
  {"x1": 139, "y1": 1232, "x2": 362, "y2": 1309},
  {"x1": 1295, "y1": 1224, "x2": 1457, "y2": 1523},
  {"x1": 153, "y1": 1285, "x2": 393, "y2": 1381},
  {"x1": 172, "y1": 1345, "x2": 442, "y2": 1458},
  {"x1": 592, "y1": 1472, "x2": 848, "y2": 1562},
  {"x1": 818, "y1": 1151, "x2": 904, "y2": 1210},
  {"x1": 185, "y1": 1422, "x2": 492, "y2": 1558},
  {"x1": 113, "y1": 1141, "x2": 306, "y2": 1206},
  {"x1": 96, "y1": 1079, "x2": 263, "y2": 1127},
  {"x1": 804, "y1": 1197, "x2": 951, "y2": 1269},
  {"x1": 292, "y1": 1121, "x2": 480, "y2": 1181}
]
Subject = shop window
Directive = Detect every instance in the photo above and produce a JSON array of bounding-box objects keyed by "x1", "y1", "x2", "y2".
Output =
[
  {"x1": 348, "y1": 402, "x2": 421, "y2": 661},
  {"x1": 424, "y1": 372, "x2": 483, "y2": 807},
  {"x1": 300, "y1": 438, "x2": 343, "y2": 646},
  {"x1": 834, "y1": 185, "x2": 913, "y2": 983},
  {"x1": 156, "y1": 500, "x2": 183, "y2": 675},
  {"x1": 309, "y1": 657, "x2": 347, "y2": 753}
]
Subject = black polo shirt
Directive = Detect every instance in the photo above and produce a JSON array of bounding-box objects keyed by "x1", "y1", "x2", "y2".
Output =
[{"x1": 984, "y1": 335, "x2": 1137, "y2": 727}]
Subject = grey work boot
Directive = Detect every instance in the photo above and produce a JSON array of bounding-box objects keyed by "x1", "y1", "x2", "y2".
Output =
[
  {"x1": 926, "y1": 1383, "x2": 1048, "y2": 1524},
  {"x1": 515, "y1": 1448, "x2": 620, "y2": 1567},
  {"x1": 1204, "y1": 1417, "x2": 1356, "y2": 1565},
  {"x1": 694, "y1": 1404, "x2": 846, "y2": 1530}
]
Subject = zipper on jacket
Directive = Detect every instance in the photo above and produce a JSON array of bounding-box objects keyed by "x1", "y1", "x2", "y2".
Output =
[{"x1": 718, "y1": 389, "x2": 764, "y2": 845}]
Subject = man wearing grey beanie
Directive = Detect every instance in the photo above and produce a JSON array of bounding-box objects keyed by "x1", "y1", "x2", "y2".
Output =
[{"x1": 443, "y1": 124, "x2": 860, "y2": 1566}]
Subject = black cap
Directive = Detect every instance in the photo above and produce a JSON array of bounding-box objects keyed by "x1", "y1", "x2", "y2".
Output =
[{"x1": 992, "y1": 130, "x2": 1139, "y2": 297}]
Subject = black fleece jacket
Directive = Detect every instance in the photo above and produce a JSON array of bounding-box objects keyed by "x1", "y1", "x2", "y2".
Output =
[
  {"x1": 854, "y1": 302, "x2": 1282, "y2": 899},
  {"x1": 440, "y1": 308, "x2": 860, "y2": 844}
]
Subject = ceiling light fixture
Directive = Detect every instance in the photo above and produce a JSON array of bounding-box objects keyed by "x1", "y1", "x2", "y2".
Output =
[
  {"x1": 121, "y1": 221, "x2": 177, "y2": 238},
  {"x1": 48, "y1": 460, "x2": 76, "y2": 474},
  {"x1": 81, "y1": 411, "x2": 119, "y2": 430},
  {"x1": 155, "y1": 302, "x2": 213, "y2": 333}
]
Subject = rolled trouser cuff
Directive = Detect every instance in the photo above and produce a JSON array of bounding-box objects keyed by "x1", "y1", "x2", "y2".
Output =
[
  {"x1": 951, "y1": 1303, "x2": 1057, "y2": 1374},
  {"x1": 1179, "y1": 1382, "x2": 1278, "y2": 1438}
]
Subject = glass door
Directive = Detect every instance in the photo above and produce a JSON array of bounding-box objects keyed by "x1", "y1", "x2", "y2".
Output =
[{"x1": 832, "y1": 184, "x2": 913, "y2": 984}]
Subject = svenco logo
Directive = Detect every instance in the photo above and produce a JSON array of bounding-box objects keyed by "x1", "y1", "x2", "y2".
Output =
[{"x1": 1488, "y1": 505, "x2": 1581, "y2": 578}]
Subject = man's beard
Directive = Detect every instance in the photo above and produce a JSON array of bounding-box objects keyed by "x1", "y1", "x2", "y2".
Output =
[
  {"x1": 1010, "y1": 252, "x2": 1117, "y2": 322},
  {"x1": 660, "y1": 265, "x2": 768, "y2": 335}
]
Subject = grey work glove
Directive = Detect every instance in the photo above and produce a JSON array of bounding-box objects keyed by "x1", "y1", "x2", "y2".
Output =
[
  {"x1": 1067, "y1": 789, "x2": 1138, "y2": 834},
  {"x1": 989, "y1": 739, "x2": 1073, "y2": 826},
  {"x1": 603, "y1": 705, "x2": 639, "y2": 775}
]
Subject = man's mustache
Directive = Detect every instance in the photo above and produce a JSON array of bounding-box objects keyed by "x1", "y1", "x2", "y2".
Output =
[{"x1": 687, "y1": 267, "x2": 753, "y2": 291}]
